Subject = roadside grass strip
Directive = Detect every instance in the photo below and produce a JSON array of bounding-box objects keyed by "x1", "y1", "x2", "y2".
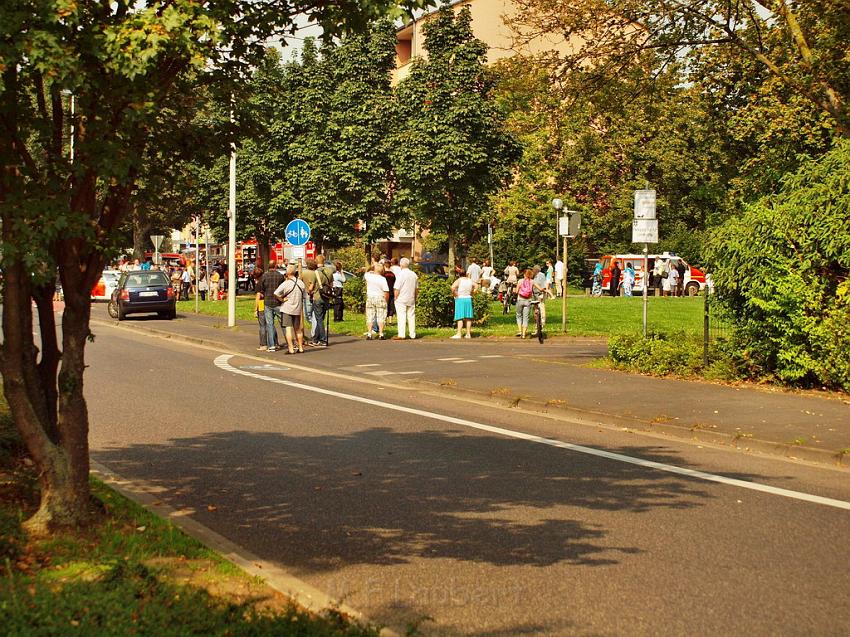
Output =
[{"x1": 214, "y1": 355, "x2": 850, "y2": 512}]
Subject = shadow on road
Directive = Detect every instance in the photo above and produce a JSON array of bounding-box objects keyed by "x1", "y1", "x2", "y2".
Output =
[{"x1": 93, "y1": 426, "x2": 734, "y2": 574}]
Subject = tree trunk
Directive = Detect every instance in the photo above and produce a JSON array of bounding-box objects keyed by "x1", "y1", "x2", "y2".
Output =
[
  {"x1": 365, "y1": 243, "x2": 372, "y2": 269},
  {"x1": 1, "y1": 259, "x2": 95, "y2": 534},
  {"x1": 447, "y1": 232, "x2": 456, "y2": 274},
  {"x1": 132, "y1": 205, "x2": 151, "y2": 260},
  {"x1": 257, "y1": 241, "x2": 270, "y2": 269}
]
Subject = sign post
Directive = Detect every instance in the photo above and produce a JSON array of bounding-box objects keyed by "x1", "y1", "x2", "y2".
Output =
[
  {"x1": 285, "y1": 218, "x2": 311, "y2": 269},
  {"x1": 487, "y1": 224, "x2": 494, "y2": 271},
  {"x1": 285, "y1": 219, "x2": 311, "y2": 248},
  {"x1": 150, "y1": 234, "x2": 164, "y2": 266},
  {"x1": 633, "y1": 189, "x2": 658, "y2": 336}
]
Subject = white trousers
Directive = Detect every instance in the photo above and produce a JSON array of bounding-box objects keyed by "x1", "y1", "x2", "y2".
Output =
[{"x1": 395, "y1": 302, "x2": 416, "y2": 338}]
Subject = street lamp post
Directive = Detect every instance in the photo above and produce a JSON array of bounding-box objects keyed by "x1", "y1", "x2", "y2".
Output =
[
  {"x1": 227, "y1": 106, "x2": 236, "y2": 328},
  {"x1": 552, "y1": 198, "x2": 566, "y2": 333}
]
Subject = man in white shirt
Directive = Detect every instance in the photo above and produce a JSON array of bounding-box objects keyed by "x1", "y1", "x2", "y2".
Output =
[
  {"x1": 466, "y1": 258, "x2": 481, "y2": 285},
  {"x1": 393, "y1": 258, "x2": 419, "y2": 340},
  {"x1": 554, "y1": 258, "x2": 565, "y2": 297}
]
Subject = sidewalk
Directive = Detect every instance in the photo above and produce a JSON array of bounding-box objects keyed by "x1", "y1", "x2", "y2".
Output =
[{"x1": 89, "y1": 305, "x2": 850, "y2": 467}]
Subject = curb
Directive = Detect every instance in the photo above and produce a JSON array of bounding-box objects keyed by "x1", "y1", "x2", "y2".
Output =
[
  {"x1": 90, "y1": 461, "x2": 399, "y2": 637},
  {"x1": 92, "y1": 317, "x2": 848, "y2": 470}
]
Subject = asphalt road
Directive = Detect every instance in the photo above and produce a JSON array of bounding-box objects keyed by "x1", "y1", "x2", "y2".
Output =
[{"x1": 84, "y1": 323, "x2": 850, "y2": 636}]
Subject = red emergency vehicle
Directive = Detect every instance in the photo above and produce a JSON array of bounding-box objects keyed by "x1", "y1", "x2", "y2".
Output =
[{"x1": 599, "y1": 252, "x2": 706, "y2": 295}]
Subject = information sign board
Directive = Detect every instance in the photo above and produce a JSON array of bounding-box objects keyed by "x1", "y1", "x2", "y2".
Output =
[
  {"x1": 632, "y1": 219, "x2": 658, "y2": 243},
  {"x1": 634, "y1": 190, "x2": 657, "y2": 219}
]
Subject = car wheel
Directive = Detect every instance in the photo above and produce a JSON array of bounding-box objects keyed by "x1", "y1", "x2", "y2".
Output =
[
  {"x1": 107, "y1": 299, "x2": 119, "y2": 319},
  {"x1": 117, "y1": 307, "x2": 126, "y2": 321},
  {"x1": 169, "y1": 308, "x2": 177, "y2": 320},
  {"x1": 686, "y1": 282, "x2": 700, "y2": 297}
]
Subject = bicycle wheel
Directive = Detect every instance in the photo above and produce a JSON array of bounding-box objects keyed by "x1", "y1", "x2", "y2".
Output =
[
  {"x1": 502, "y1": 294, "x2": 510, "y2": 315},
  {"x1": 535, "y1": 304, "x2": 544, "y2": 344}
]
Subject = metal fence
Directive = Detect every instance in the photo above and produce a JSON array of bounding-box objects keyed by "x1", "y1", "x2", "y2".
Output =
[{"x1": 703, "y1": 289, "x2": 733, "y2": 366}]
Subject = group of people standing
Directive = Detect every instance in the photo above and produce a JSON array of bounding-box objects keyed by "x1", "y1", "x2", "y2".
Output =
[
  {"x1": 590, "y1": 257, "x2": 688, "y2": 297},
  {"x1": 363, "y1": 257, "x2": 419, "y2": 340},
  {"x1": 254, "y1": 256, "x2": 342, "y2": 354}
]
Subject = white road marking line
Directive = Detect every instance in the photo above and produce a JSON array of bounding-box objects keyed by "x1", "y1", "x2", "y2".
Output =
[
  {"x1": 355, "y1": 364, "x2": 380, "y2": 367},
  {"x1": 214, "y1": 354, "x2": 850, "y2": 511},
  {"x1": 437, "y1": 357, "x2": 462, "y2": 361},
  {"x1": 397, "y1": 371, "x2": 423, "y2": 375},
  {"x1": 452, "y1": 360, "x2": 476, "y2": 364},
  {"x1": 479, "y1": 355, "x2": 503, "y2": 358},
  {"x1": 365, "y1": 370, "x2": 396, "y2": 377}
]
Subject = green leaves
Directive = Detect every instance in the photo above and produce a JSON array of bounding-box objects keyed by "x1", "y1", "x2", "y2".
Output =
[
  {"x1": 706, "y1": 140, "x2": 850, "y2": 390},
  {"x1": 390, "y1": 6, "x2": 521, "y2": 258}
]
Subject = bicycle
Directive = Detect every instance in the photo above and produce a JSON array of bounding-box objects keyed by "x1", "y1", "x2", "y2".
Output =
[
  {"x1": 529, "y1": 299, "x2": 544, "y2": 344},
  {"x1": 501, "y1": 282, "x2": 517, "y2": 315}
]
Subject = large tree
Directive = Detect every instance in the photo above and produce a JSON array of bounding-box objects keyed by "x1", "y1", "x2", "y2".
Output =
[
  {"x1": 201, "y1": 49, "x2": 292, "y2": 267},
  {"x1": 510, "y1": 0, "x2": 850, "y2": 136},
  {"x1": 0, "y1": 0, "x2": 429, "y2": 533},
  {"x1": 304, "y1": 22, "x2": 404, "y2": 259},
  {"x1": 391, "y1": 5, "x2": 522, "y2": 270}
]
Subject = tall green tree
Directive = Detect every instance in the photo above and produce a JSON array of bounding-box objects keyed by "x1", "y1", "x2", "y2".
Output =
[
  {"x1": 201, "y1": 49, "x2": 291, "y2": 266},
  {"x1": 0, "y1": 0, "x2": 430, "y2": 533},
  {"x1": 391, "y1": 5, "x2": 522, "y2": 270},
  {"x1": 315, "y1": 22, "x2": 403, "y2": 259},
  {"x1": 490, "y1": 56, "x2": 729, "y2": 264},
  {"x1": 510, "y1": 0, "x2": 850, "y2": 136}
]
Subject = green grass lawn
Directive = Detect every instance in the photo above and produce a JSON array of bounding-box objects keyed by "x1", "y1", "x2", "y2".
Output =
[{"x1": 177, "y1": 293, "x2": 703, "y2": 339}]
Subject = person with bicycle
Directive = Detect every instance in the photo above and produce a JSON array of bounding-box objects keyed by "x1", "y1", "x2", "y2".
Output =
[
  {"x1": 515, "y1": 268, "x2": 535, "y2": 338},
  {"x1": 503, "y1": 260, "x2": 519, "y2": 289},
  {"x1": 501, "y1": 260, "x2": 520, "y2": 311}
]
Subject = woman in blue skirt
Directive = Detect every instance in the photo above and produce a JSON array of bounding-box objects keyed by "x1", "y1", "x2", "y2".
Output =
[{"x1": 451, "y1": 270, "x2": 478, "y2": 339}]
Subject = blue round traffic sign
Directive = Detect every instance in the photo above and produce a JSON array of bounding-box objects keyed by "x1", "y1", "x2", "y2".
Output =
[{"x1": 285, "y1": 218, "x2": 311, "y2": 246}]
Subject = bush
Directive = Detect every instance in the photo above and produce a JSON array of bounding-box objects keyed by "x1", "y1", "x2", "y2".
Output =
[
  {"x1": 705, "y1": 140, "x2": 850, "y2": 391},
  {"x1": 608, "y1": 331, "x2": 738, "y2": 379},
  {"x1": 415, "y1": 277, "x2": 493, "y2": 327},
  {"x1": 342, "y1": 275, "x2": 365, "y2": 313},
  {"x1": 417, "y1": 276, "x2": 454, "y2": 327},
  {"x1": 472, "y1": 290, "x2": 491, "y2": 326}
]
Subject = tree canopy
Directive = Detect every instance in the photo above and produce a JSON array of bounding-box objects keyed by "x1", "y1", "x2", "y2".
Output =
[
  {"x1": 0, "y1": 0, "x2": 431, "y2": 533},
  {"x1": 391, "y1": 5, "x2": 522, "y2": 270},
  {"x1": 510, "y1": 0, "x2": 850, "y2": 136}
]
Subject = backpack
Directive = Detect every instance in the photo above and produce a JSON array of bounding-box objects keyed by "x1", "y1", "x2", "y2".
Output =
[
  {"x1": 517, "y1": 278, "x2": 533, "y2": 299},
  {"x1": 317, "y1": 268, "x2": 334, "y2": 302}
]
